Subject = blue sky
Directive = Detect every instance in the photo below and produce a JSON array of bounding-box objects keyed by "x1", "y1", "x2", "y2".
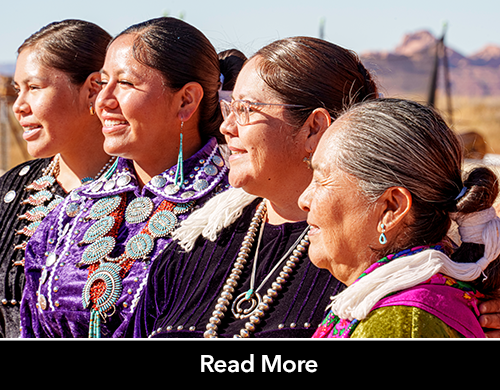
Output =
[{"x1": 1, "y1": 0, "x2": 499, "y2": 65}]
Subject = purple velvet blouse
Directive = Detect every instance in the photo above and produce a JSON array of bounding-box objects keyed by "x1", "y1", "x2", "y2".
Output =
[{"x1": 20, "y1": 138, "x2": 229, "y2": 338}]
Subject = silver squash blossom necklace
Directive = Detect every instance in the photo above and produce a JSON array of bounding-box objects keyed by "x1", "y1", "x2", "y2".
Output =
[{"x1": 203, "y1": 200, "x2": 310, "y2": 338}]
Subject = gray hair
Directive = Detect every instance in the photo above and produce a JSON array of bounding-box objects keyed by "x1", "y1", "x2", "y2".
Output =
[
  {"x1": 327, "y1": 98, "x2": 500, "y2": 296},
  {"x1": 329, "y1": 98, "x2": 464, "y2": 252}
]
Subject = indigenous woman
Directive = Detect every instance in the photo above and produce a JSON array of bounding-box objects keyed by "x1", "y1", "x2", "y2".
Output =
[
  {"x1": 300, "y1": 98, "x2": 500, "y2": 338},
  {"x1": 0, "y1": 20, "x2": 113, "y2": 338},
  {"x1": 127, "y1": 37, "x2": 380, "y2": 338},
  {"x1": 20, "y1": 17, "x2": 231, "y2": 338}
]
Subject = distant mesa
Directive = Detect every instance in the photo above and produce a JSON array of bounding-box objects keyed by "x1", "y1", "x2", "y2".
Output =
[{"x1": 360, "y1": 29, "x2": 500, "y2": 97}]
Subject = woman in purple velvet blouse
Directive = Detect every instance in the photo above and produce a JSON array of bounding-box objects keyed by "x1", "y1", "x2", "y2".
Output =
[{"x1": 20, "y1": 17, "x2": 233, "y2": 338}]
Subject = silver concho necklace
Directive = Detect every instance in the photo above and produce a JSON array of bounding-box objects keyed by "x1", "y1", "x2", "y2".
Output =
[{"x1": 204, "y1": 200, "x2": 310, "y2": 338}]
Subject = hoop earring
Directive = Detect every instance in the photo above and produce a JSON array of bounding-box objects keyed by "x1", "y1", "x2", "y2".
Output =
[
  {"x1": 379, "y1": 223, "x2": 387, "y2": 245},
  {"x1": 173, "y1": 121, "x2": 184, "y2": 189},
  {"x1": 89, "y1": 102, "x2": 95, "y2": 116}
]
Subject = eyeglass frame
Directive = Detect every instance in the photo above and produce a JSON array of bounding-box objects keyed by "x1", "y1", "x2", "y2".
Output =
[{"x1": 220, "y1": 99, "x2": 306, "y2": 126}]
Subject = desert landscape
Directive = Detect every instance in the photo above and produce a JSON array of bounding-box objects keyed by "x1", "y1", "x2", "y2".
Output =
[{"x1": 361, "y1": 29, "x2": 500, "y2": 156}]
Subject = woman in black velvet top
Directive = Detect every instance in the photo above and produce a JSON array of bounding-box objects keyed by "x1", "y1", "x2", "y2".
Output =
[
  {"x1": 127, "y1": 37, "x2": 379, "y2": 338},
  {"x1": 0, "y1": 20, "x2": 113, "y2": 337}
]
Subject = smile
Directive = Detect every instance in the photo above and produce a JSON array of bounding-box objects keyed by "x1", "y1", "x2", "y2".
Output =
[{"x1": 103, "y1": 119, "x2": 128, "y2": 127}]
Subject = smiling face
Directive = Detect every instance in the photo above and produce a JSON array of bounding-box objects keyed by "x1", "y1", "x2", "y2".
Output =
[
  {"x1": 220, "y1": 57, "x2": 309, "y2": 199},
  {"x1": 96, "y1": 34, "x2": 181, "y2": 166},
  {"x1": 298, "y1": 125, "x2": 380, "y2": 285},
  {"x1": 12, "y1": 48, "x2": 90, "y2": 158}
]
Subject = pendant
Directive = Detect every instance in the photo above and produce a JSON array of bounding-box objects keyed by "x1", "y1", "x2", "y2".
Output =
[
  {"x1": 81, "y1": 216, "x2": 115, "y2": 244},
  {"x1": 15, "y1": 220, "x2": 41, "y2": 237},
  {"x1": 125, "y1": 233, "x2": 154, "y2": 259},
  {"x1": 25, "y1": 175, "x2": 56, "y2": 191},
  {"x1": 172, "y1": 200, "x2": 195, "y2": 215},
  {"x1": 48, "y1": 197, "x2": 64, "y2": 211},
  {"x1": 18, "y1": 205, "x2": 49, "y2": 221},
  {"x1": 88, "y1": 195, "x2": 121, "y2": 219},
  {"x1": 147, "y1": 210, "x2": 177, "y2": 237},
  {"x1": 82, "y1": 262, "x2": 123, "y2": 315},
  {"x1": 21, "y1": 189, "x2": 53, "y2": 206},
  {"x1": 80, "y1": 236, "x2": 116, "y2": 266},
  {"x1": 232, "y1": 290, "x2": 262, "y2": 319},
  {"x1": 125, "y1": 197, "x2": 154, "y2": 224}
]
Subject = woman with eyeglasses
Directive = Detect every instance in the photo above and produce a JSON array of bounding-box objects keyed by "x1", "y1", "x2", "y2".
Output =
[
  {"x1": 125, "y1": 37, "x2": 377, "y2": 338},
  {"x1": 19, "y1": 17, "x2": 241, "y2": 338},
  {"x1": 129, "y1": 36, "x2": 500, "y2": 338}
]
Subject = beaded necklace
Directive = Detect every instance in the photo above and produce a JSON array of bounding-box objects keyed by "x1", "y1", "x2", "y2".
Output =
[
  {"x1": 203, "y1": 200, "x2": 310, "y2": 338},
  {"x1": 13, "y1": 155, "x2": 116, "y2": 266},
  {"x1": 13, "y1": 155, "x2": 63, "y2": 264},
  {"x1": 79, "y1": 192, "x2": 195, "y2": 338}
]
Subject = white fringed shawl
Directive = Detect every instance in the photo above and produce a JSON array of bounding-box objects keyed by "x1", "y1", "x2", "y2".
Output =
[
  {"x1": 329, "y1": 207, "x2": 500, "y2": 321},
  {"x1": 172, "y1": 187, "x2": 258, "y2": 252}
]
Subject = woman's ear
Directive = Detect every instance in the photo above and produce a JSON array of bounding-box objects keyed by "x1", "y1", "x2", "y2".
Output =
[
  {"x1": 86, "y1": 71, "x2": 103, "y2": 100},
  {"x1": 303, "y1": 108, "x2": 332, "y2": 153},
  {"x1": 177, "y1": 81, "x2": 204, "y2": 122},
  {"x1": 378, "y1": 186, "x2": 412, "y2": 234}
]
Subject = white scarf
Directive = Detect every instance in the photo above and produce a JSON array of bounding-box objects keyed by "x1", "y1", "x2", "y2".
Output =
[
  {"x1": 172, "y1": 187, "x2": 258, "y2": 252},
  {"x1": 330, "y1": 207, "x2": 500, "y2": 321}
]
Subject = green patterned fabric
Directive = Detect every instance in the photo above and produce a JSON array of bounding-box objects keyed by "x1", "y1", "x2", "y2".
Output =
[{"x1": 351, "y1": 305, "x2": 464, "y2": 338}]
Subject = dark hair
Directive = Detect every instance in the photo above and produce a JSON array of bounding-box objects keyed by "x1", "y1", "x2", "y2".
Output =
[
  {"x1": 251, "y1": 36, "x2": 378, "y2": 128},
  {"x1": 114, "y1": 17, "x2": 226, "y2": 143},
  {"x1": 18, "y1": 19, "x2": 112, "y2": 86},
  {"x1": 331, "y1": 98, "x2": 500, "y2": 297},
  {"x1": 218, "y1": 49, "x2": 247, "y2": 91}
]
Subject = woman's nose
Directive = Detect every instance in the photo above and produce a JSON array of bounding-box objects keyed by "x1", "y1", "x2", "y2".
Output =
[
  {"x1": 95, "y1": 83, "x2": 118, "y2": 112},
  {"x1": 12, "y1": 92, "x2": 30, "y2": 116}
]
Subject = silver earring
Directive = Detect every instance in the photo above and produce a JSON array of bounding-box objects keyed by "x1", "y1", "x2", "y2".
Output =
[
  {"x1": 379, "y1": 223, "x2": 387, "y2": 245},
  {"x1": 303, "y1": 153, "x2": 313, "y2": 169}
]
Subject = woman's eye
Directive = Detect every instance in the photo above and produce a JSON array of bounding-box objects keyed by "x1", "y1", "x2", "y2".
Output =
[{"x1": 118, "y1": 80, "x2": 133, "y2": 86}]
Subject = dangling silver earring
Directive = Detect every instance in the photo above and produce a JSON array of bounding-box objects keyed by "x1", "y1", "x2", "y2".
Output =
[
  {"x1": 89, "y1": 102, "x2": 95, "y2": 116},
  {"x1": 303, "y1": 153, "x2": 313, "y2": 169},
  {"x1": 379, "y1": 223, "x2": 387, "y2": 245},
  {"x1": 173, "y1": 121, "x2": 184, "y2": 190}
]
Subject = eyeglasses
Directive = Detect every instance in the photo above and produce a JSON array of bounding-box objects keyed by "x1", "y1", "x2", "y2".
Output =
[{"x1": 220, "y1": 99, "x2": 305, "y2": 126}]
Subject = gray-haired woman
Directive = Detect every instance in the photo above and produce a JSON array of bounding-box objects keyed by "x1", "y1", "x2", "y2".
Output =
[{"x1": 299, "y1": 98, "x2": 500, "y2": 338}]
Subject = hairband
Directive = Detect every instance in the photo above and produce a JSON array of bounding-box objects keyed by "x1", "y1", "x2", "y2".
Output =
[
  {"x1": 219, "y1": 73, "x2": 225, "y2": 91},
  {"x1": 454, "y1": 186, "x2": 467, "y2": 201}
]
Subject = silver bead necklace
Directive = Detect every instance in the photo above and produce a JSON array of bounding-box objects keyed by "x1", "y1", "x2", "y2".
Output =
[{"x1": 203, "y1": 200, "x2": 310, "y2": 338}]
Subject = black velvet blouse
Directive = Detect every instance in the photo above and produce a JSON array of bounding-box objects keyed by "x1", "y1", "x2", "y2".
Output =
[
  {"x1": 127, "y1": 198, "x2": 345, "y2": 338},
  {"x1": 0, "y1": 158, "x2": 66, "y2": 338}
]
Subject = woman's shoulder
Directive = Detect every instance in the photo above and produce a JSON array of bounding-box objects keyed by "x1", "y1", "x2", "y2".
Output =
[
  {"x1": 351, "y1": 305, "x2": 465, "y2": 338},
  {"x1": 0, "y1": 158, "x2": 50, "y2": 185},
  {"x1": 0, "y1": 158, "x2": 52, "y2": 200}
]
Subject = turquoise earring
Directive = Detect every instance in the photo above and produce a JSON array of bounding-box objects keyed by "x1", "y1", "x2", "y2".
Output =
[
  {"x1": 379, "y1": 223, "x2": 387, "y2": 245},
  {"x1": 173, "y1": 121, "x2": 184, "y2": 190}
]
